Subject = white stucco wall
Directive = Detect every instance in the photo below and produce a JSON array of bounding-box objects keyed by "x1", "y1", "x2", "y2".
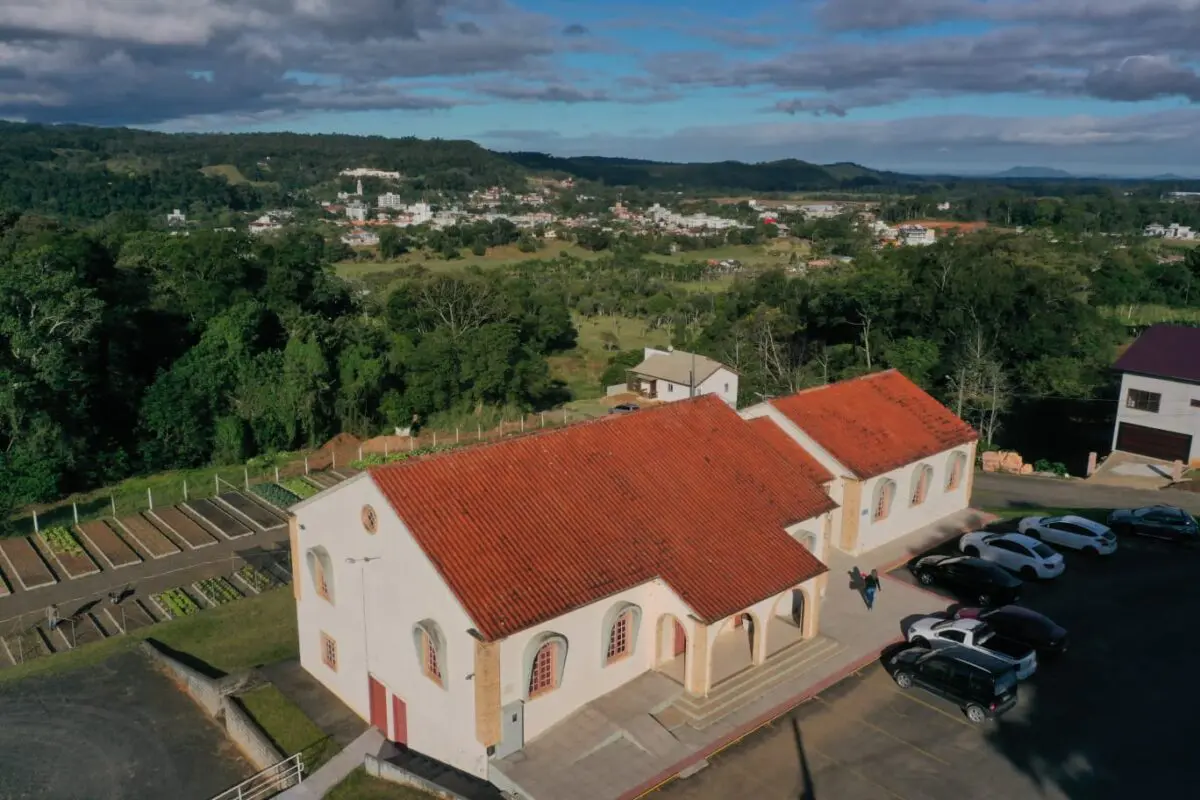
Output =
[
  {"x1": 696, "y1": 367, "x2": 739, "y2": 407},
  {"x1": 1111, "y1": 373, "x2": 1200, "y2": 462},
  {"x1": 854, "y1": 444, "x2": 975, "y2": 554},
  {"x1": 293, "y1": 476, "x2": 488, "y2": 778},
  {"x1": 497, "y1": 580, "x2": 694, "y2": 744}
]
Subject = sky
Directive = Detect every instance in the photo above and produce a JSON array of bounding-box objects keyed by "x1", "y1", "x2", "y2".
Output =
[{"x1": 3, "y1": 1, "x2": 1200, "y2": 175}]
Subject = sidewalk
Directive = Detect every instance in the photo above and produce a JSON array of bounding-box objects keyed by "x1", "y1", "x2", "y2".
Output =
[
  {"x1": 491, "y1": 511, "x2": 979, "y2": 800},
  {"x1": 278, "y1": 727, "x2": 387, "y2": 800}
]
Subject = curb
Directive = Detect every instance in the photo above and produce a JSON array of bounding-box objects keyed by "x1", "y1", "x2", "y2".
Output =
[
  {"x1": 623, "y1": 638, "x2": 904, "y2": 800},
  {"x1": 877, "y1": 511, "x2": 1000, "y2": 574}
]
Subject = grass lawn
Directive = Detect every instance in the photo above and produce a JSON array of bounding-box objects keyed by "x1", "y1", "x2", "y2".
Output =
[
  {"x1": 1101, "y1": 304, "x2": 1200, "y2": 327},
  {"x1": 200, "y1": 164, "x2": 275, "y2": 187},
  {"x1": 551, "y1": 315, "x2": 667, "y2": 401},
  {"x1": 0, "y1": 587, "x2": 298, "y2": 686},
  {"x1": 237, "y1": 684, "x2": 340, "y2": 770},
  {"x1": 335, "y1": 241, "x2": 595, "y2": 279},
  {"x1": 325, "y1": 768, "x2": 436, "y2": 800}
]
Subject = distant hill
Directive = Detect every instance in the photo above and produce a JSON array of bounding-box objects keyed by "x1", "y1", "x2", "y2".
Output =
[
  {"x1": 503, "y1": 152, "x2": 913, "y2": 192},
  {"x1": 989, "y1": 166, "x2": 1075, "y2": 179}
]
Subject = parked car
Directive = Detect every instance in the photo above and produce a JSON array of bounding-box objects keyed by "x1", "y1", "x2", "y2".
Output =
[
  {"x1": 1107, "y1": 505, "x2": 1199, "y2": 544},
  {"x1": 1017, "y1": 514, "x2": 1118, "y2": 556},
  {"x1": 906, "y1": 617, "x2": 1038, "y2": 679},
  {"x1": 908, "y1": 554, "x2": 1023, "y2": 606},
  {"x1": 955, "y1": 605, "x2": 1069, "y2": 657},
  {"x1": 959, "y1": 531, "x2": 1065, "y2": 579},
  {"x1": 888, "y1": 645, "x2": 1020, "y2": 723},
  {"x1": 608, "y1": 403, "x2": 640, "y2": 415}
]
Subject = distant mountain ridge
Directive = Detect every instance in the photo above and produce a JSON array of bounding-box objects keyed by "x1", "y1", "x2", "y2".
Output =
[{"x1": 989, "y1": 166, "x2": 1075, "y2": 179}]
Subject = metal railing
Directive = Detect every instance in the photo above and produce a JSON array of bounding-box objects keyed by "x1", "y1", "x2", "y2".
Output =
[{"x1": 209, "y1": 752, "x2": 305, "y2": 800}]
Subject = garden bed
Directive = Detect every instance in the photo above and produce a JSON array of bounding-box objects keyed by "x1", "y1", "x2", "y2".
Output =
[
  {"x1": 233, "y1": 565, "x2": 280, "y2": 595},
  {"x1": 192, "y1": 577, "x2": 243, "y2": 607},
  {"x1": 150, "y1": 588, "x2": 202, "y2": 620},
  {"x1": 0, "y1": 538, "x2": 57, "y2": 590},
  {"x1": 2, "y1": 628, "x2": 50, "y2": 664},
  {"x1": 114, "y1": 513, "x2": 180, "y2": 558},
  {"x1": 37, "y1": 526, "x2": 101, "y2": 579},
  {"x1": 147, "y1": 507, "x2": 217, "y2": 549},
  {"x1": 278, "y1": 477, "x2": 318, "y2": 500},
  {"x1": 184, "y1": 498, "x2": 253, "y2": 539},
  {"x1": 251, "y1": 482, "x2": 302, "y2": 510},
  {"x1": 75, "y1": 520, "x2": 141, "y2": 569},
  {"x1": 215, "y1": 491, "x2": 284, "y2": 530}
]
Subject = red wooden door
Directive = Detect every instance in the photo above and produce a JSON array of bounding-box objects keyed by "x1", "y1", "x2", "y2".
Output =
[
  {"x1": 392, "y1": 696, "x2": 408, "y2": 745},
  {"x1": 673, "y1": 620, "x2": 687, "y2": 656},
  {"x1": 368, "y1": 676, "x2": 388, "y2": 732}
]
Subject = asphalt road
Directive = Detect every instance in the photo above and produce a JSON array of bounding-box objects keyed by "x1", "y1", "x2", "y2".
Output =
[
  {"x1": 654, "y1": 475, "x2": 1200, "y2": 800},
  {"x1": 972, "y1": 471, "x2": 1200, "y2": 515},
  {"x1": 0, "y1": 651, "x2": 252, "y2": 800}
]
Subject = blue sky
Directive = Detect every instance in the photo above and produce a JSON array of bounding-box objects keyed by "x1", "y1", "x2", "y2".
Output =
[{"x1": 4, "y1": 0, "x2": 1200, "y2": 175}]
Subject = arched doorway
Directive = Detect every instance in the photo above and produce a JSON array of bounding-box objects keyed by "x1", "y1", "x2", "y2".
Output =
[
  {"x1": 767, "y1": 588, "x2": 810, "y2": 657},
  {"x1": 656, "y1": 614, "x2": 687, "y2": 685}
]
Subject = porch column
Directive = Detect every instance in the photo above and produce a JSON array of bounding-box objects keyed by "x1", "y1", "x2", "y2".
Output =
[
  {"x1": 752, "y1": 614, "x2": 769, "y2": 665},
  {"x1": 802, "y1": 582, "x2": 822, "y2": 638},
  {"x1": 686, "y1": 620, "x2": 711, "y2": 697},
  {"x1": 840, "y1": 479, "x2": 863, "y2": 553}
]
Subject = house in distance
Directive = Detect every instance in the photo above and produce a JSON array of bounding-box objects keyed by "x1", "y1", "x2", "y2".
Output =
[{"x1": 1110, "y1": 324, "x2": 1200, "y2": 465}]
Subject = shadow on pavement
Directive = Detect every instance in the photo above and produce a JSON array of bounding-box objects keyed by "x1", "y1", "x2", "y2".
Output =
[{"x1": 789, "y1": 717, "x2": 818, "y2": 800}]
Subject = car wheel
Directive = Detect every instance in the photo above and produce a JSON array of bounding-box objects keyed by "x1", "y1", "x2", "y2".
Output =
[
  {"x1": 964, "y1": 545, "x2": 980, "y2": 557},
  {"x1": 894, "y1": 671, "x2": 914, "y2": 689},
  {"x1": 977, "y1": 593, "x2": 992, "y2": 606},
  {"x1": 918, "y1": 571, "x2": 934, "y2": 586},
  {"x1": 1019, "y1": 566, "x2": 1037, "y2": 580},
  {"x1": 911, "y1": 637, "x2": 930, "y2": 649},
  {"x1": 965, "y1": 704, "x2": 988, "y2": 724}
]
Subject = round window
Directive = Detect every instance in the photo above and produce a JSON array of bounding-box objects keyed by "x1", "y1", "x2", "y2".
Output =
[{"x1": 361, "y1": 505, "x2": 378, "y2": 534}]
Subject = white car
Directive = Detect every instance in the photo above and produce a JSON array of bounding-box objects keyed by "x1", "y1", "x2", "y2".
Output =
[
  {"x1": 958, "y1": 531, "x2": 1065, "y2": 579},
  {"x1": 905, "y1": 617, "x2": 1038, "y2": 680},
  {"x1": 1017, "y1": 514, "x2": 1118, "y2": 556}
]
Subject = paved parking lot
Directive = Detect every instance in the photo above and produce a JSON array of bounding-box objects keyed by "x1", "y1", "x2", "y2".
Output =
[{"x1": 654, "y1": 510, "x2": 1197, "y2": 800}]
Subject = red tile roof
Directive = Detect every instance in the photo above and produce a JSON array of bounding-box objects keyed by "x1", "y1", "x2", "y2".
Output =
[
  {"x1": 770, "y1": 370, "x2": 978, "y2": 479},
  {"x1": 370, "y1": 396, "x2": 835, "y2": 641},
  {"x1": 747, "y1": 417, "x2": 836, "y2": 484},
  {"x1": 1113, "y1": 324, "x2": 1200, "y2": 384}
]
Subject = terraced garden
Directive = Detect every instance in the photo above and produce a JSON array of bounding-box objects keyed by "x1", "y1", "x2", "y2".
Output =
[
  {"x1": 280, "y1": 477, "x2": 318, "y2": 499},
  {"x1": 38, "y1": 526, "x2": 100, "y2": 578},
  {"x1": 251, "y1": 482, "x2": 302, "y2": 509},
  {"x1": 234, "y1": 565, "x2": 279, "y2": 594}
]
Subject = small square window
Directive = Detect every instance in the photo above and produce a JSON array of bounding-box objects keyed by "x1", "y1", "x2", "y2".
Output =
[
  {"x1": 423, "y1": 631, "x2": 442, "y2": 684},
  {"x1": 320, "y1": 632, "x2": 338, "y2": 671},
  {"x1": 607, "y1": 613, "x2": 630, "y2": 663},
  {"x1": 724, "y1": 383, "x2": 729, "y2": 393},
  {"x1": 1191, "y1": 399, "x2": 1200, "y2": 409},
  {"x1": 667, "y1": 383, "x2": 674, "y2": 393},
  {"x1": 1126, "y1": 389, "x2": 1161, "y2": 413}
]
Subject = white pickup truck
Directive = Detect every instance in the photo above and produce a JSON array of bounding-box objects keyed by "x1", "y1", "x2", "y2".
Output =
[{"x1": 905, "y1": 617, "x2": 1038, "y2": 680}]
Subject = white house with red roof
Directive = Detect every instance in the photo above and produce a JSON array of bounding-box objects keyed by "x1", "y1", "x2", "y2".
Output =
[
  {"x1": 288, "y1": 396, "x2": 838, "y2": 782},
  {"x1": 740, "y1": 369, "x2": 979, "y2": 556}
]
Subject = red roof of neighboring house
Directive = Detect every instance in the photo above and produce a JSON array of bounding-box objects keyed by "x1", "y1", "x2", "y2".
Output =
[
  {"x1": 747, "y1": 417, "x2": 835, "y2": 484},
  {"x1": 1113, "y1": 324, "x2": 1200, "y2": 384},
  {"x1": 770, "y1": 370, "x2": 978, "y2": 479},
  {"x1": 370, "y1": 396, "x2": 835, "y2": 641}
]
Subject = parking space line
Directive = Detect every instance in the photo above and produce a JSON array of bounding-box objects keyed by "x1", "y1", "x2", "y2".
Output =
[
  {"x1": 807, "y1": 744, "x2": 911, "y2": 800},
  {"x1": 812, "y1": 696, "x2": 951, "y2": 766},
  {"x1": 888, "y1": 688, "x2": 975, "y2": 728}
]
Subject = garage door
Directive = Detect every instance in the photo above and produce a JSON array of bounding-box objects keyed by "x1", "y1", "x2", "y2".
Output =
[{"x1": 1115, "y1": 422, "x2": 1192, "y2": 462}]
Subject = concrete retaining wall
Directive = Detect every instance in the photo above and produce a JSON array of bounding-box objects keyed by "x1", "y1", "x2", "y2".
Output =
[
  {"x1": 140, "y1": 642, "x2": 287, "y2": 771},
  {"x1": 364, "y1": 755, "x2": 471, "y2": 800}
]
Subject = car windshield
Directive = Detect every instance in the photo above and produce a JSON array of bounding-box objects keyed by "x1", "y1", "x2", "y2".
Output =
[
  {"x1": 1032, "y1": 543, "x2": 1056, "y2": 559},
  {"x1": 975, "y1": 625, "x2": 996, "y2": 644}
]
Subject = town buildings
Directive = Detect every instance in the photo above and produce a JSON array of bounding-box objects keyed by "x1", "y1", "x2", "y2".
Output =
[
  {"x1": 1144, "y1": 223, "x2": 1196, "y2": 240},
  {"x1": 623, "y1": 347, "x2": 739, "y2": 407},
  {"x1": 289, "y1": 369, "x2": 977, "y2": 791}
]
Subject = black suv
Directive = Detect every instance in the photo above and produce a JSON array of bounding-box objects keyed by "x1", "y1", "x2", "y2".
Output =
[
  {"x1": 1108, "y1": 505, "x2": 1199, "y2": 544},
  {"x1": 889, "y1": 645, "x2": 1019, "y2": 723},
  {"x1": 907, "y1": 554, "x2": 1022, "y2": 607}
]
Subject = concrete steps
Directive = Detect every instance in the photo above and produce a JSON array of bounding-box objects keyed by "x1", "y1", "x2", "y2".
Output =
[{"x1": 665, "y1": 636, "x2": 844, "y2": 730}]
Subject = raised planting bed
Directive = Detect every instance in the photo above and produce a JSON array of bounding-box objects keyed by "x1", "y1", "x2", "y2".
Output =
[
  {"x1": 54, "y1": 613, "x2": 108, "y2": 650},
  {"x1": 75, "y1": 520, "x2": 142, "y2": 569},
  {"x1": 0, "y1": 566, "x2": 10, "y2": 597},
  {"x1": 104, "y1": 599, "x2": 157, "y2": 633},
  {"x1": 279, "y1": 477, "x2": 318, "y2": 500},
  {"x1": 193, "y1": 577, "x2": 243, "y2": 607},
  {"x1": 305, "y1": 471, "x2": 339, "y2": 489},
  {"x1": 183, "y1": 498, "x2": 253, "y2": 539},
  {"x1": 148, "y1": 507, "x2": 216, "y2": 549},
  {"x1": 233, "y1": 564, "x2": 279, "y2": 595},
  {"x1": 250, "y1": 482, "x2": 302, "y2": 511},
  {"x1": 215, "y1": 491, "x2": 285, "y2": 530},
  {"x1": 113, "y1": 513, "x2": 180, "y2": 559},
  {"x1": 37, "y1": 526, "x2": 101, "y2": 579},
  {"x1": 0, "y1": 537, "x2": 57, "y2": 590},
  {"x1": 150, "y1": 588, "x2": 202, "y2": 620},
  {"x1": 329, "y1": 467, "x2": 360, "y2": 480},
  {"x1": 2, "y1": 628, "x2": 50, "y2": 664}
]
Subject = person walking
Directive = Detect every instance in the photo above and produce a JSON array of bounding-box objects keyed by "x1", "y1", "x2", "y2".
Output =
[
  {"x1": 864, "y1": 569, "x2": 882, "y2": 610},
  {"x1": 47, "y1": 604, "x2": 60, "y2": 631}
]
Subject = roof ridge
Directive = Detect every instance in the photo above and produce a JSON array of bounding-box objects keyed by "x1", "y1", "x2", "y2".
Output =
[{"x1": 769, "y1": 368, "x2": 899, "y2": 403}]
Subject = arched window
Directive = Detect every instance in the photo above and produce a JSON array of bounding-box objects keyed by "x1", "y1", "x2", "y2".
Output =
[
  {"x1": 872, "y1": 479, "x2": 896, "y2": 523},
  {"x1": 305, "y1": 547, "x2": 334, "y2": 604},
  {"x1": 792, "y1": 530, "x2": 818, "y2": 553},
  {"x1": 946, "y1": 451, "x2": 968, "y2": 491},
  {"x1": 601, "y1": 603, "x2": 643, "y2": 666},
  {"x1": 524, "y1": 633, "x2": 568, "y2": 698},
  {"x1": 910, "y1": 465, "x2": 933, "y2": 506},
  {"x1": 411, "y1": 620, "x2": 446, "y2": 688}
]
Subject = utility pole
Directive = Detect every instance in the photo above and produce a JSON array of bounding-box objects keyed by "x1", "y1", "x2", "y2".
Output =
[
  {"x1": 689, "y1": 351, "x2": 696, "y2": 399},
  {"x1": 956, "y1": 368, "x2": 966, "y2": 417}
]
